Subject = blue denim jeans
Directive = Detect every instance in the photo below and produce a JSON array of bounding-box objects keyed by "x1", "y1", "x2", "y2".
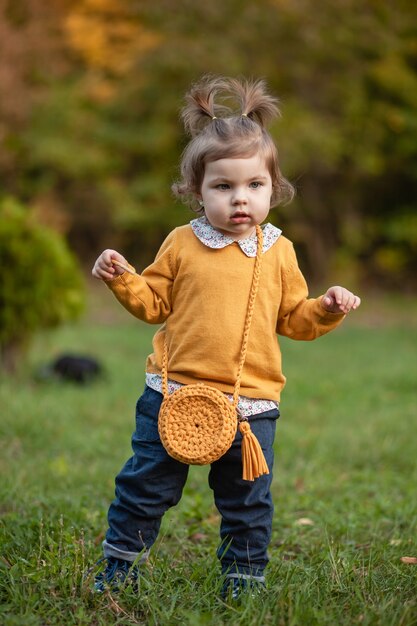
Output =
[{"x1": 104, "y1": 386, "x2": 279, "y2": 576}]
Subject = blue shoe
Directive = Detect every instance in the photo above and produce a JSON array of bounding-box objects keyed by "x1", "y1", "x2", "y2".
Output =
[
  {"x1": 93, "y1": 557, "x2": 138, "y2": 593},
  {"x1": 220, "y1": 575, "x2": 266, "y2": 601}
]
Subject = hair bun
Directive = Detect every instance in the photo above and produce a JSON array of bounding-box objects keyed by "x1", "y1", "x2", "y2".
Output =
[
  {"x1": 229, "y1": 77, "x2": 281, "y2": 127},
  {"x1": 181, "y1": 75, "x2": 281, "y2": 136},
  {"x1": 182, "y1": 75, "x2": 231, "y2": 137}
]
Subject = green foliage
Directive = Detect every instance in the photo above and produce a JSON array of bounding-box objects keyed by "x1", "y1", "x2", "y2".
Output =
[
  {"x1": 0, "y1": 198, "x2": 85, "y2": 369},
  {"x1": 1, "y1": 0, "x2": 417, "y2": 287}
]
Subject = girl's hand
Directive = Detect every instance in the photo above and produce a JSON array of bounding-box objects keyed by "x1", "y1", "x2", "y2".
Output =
[
  {"x1": 92, "y1": 249, "x2": 129, "y2": 281},
  {"x1": 321, "y1": 286, "x2": 361, "y2": 314}
]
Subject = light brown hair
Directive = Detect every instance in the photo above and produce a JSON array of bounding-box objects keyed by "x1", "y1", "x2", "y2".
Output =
[{"x1": 172, "y1": 75, "x2": 294, "y2": 210}]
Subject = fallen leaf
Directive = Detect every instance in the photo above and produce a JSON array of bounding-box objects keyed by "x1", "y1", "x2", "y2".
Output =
[
  {"x1": 400, "y1": 556, "x2": 417, "y2": 564},
  {"x1": 295, "y1": 517, "x2": 314, "y2": 526},
  {"x1": 390, "y1": 539, "x2": 402, "y2": 546}
]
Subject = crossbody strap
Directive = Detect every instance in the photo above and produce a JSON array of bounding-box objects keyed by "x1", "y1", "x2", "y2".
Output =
[{"x1": 162, "y1": 225, "x2": 264, "y2": 405}]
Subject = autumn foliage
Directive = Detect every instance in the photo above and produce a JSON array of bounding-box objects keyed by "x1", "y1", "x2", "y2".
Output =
[{"x1": 1, "y1": 0, "x2": 416, "y2": 290}]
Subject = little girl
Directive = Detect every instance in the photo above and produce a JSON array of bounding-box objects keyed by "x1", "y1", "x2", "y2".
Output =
[{"x1": 92, "y1": 76, "x2": 360, "y2": 599}]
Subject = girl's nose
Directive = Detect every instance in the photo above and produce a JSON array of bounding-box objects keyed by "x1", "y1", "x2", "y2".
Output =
[{"x1": 232, "y1": 188, "x2": 248, "y2": 205}]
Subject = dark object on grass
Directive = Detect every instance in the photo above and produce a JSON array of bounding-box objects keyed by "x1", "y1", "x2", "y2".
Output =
[{"x1": 37, "y1": 354, "x2": 103, "y2": 384}]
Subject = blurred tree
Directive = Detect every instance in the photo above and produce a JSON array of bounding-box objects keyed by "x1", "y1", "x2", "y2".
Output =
[
  {"x1": 0, "y1": 0, "x2": 69, "y2": 181},
  {"x1": 0, "y1": 198, "x2": 85, "y2": 372},
  {"x1": 0, "y1": 0, "x2": 416, "y2": 289},
  {"x1": 64, "y1": 0, "x2": 161, "y2": 77},
  {"x1": 264, "y1": 0, "x2": 417, "y2": 288}
]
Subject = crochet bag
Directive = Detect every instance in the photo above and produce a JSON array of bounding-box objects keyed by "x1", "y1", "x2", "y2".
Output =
[{"x1": 158, "y1": 225, "x2": 269, "y2": 481}]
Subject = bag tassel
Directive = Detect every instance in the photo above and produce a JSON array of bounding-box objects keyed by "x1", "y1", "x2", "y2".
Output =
[{"x1": 238, "y1": 421, "x2": 269, "y2": 481}]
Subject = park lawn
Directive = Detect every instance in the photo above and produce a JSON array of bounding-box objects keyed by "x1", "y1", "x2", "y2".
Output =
[{"x1": 1, "y1": 293, "x2": 416, "y2": 625}]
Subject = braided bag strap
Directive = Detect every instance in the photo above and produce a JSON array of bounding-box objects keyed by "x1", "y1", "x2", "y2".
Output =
[
  {"x1": 232, "y1": 225, "x2": 263, "y2": 407},
  {"x1": 162, "y1": 331, "x2": 170, "y2": 399}
]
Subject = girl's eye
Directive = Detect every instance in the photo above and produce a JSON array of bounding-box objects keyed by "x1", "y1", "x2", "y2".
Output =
[
  {"x1": 249, "y1": 181, "x2": 262, "y2": 189},
  {"x1": 216, "y1": 183, "x2": 230, "y2": 190}
]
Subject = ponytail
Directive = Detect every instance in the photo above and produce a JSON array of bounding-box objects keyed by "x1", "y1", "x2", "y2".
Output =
[
  {"x1": 229, "y1": 77, "x2": 281, "y2": 127},
  {"x1": 182, "y1": 76, "x2": 231, "y2": 137}
]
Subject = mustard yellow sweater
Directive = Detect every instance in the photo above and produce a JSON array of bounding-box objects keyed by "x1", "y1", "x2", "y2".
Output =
[{"x1": 106, "y1": 224, "x2": 344, "y2": 401}]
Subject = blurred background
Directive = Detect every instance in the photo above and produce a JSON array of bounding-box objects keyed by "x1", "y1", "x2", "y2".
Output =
[{"x1": 1, "y1": 0, "x2": 417, "y2": 369}]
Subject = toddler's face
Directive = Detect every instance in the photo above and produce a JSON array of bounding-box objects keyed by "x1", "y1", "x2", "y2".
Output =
[{"x1": 198, "y1": 154, "x2": 272, "y2": 241}]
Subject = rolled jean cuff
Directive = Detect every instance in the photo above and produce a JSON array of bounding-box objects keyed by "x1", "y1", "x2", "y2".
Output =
[
  {"x1": 225, "y1": 572, "x2": 266, "y2": 583},
  {"x1": 102, "y1": 539, "x2": 150, "y2": 564},
  {"x1": 221, "y1": 561, "x2": 265, "y2": 577}
]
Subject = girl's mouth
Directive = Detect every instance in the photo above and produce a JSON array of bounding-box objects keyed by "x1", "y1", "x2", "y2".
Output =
[{"x1": 230, "y1": 212, "x2": 251, "y2": 223}]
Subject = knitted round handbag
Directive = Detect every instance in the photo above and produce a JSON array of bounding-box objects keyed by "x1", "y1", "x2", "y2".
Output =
[{"x1": 158, "y1": 225, "x2": 269, "y2": 481}]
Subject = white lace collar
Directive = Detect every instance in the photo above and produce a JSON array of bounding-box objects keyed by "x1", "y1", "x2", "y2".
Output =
[{"x1": 190, "y1": 216, "x2": 282, "y2": 257}]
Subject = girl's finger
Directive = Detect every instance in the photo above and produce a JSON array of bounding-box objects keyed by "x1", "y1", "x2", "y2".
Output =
[
  {"x1": 97, "y1": 265, "x2": 114, "y2": 277},
  {"x1": 111, "y1": 259, "x2": 136, "y2": 274},
  {"x1": 333, "y1": 286, "x2": 343, "y2": 305},
  {"x1": 345, "y1": 293, "x2": 354, "y2": 310}
]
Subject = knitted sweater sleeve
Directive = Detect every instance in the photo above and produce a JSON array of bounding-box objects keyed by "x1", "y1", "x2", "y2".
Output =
[
  {"x1": 276, "y1": 241, "x2": 345, "y2": 340},
  {"x1": 104, "y1": 229, "x2": 176, "y2": 324}
]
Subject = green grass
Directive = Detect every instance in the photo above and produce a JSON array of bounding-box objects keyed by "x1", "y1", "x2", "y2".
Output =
[{"x1": 1, "y1": 293, "x2": 417, "y2": 625}]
